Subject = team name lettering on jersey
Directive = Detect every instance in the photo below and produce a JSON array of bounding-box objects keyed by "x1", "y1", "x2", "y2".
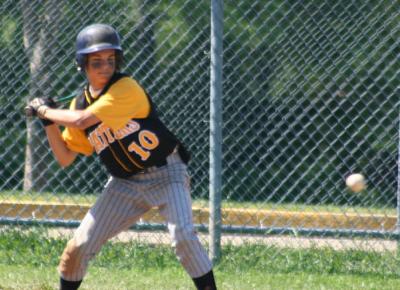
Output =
[{"x1": 88, "y1": 120, "x2": 141, "y2": 154}]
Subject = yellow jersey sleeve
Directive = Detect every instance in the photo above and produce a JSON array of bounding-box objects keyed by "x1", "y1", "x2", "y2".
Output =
[
  {"x1": 86, "y1": 77, "x2": 150, "y2": 131},
  {"x1": 61, "y1": 98, "x2": 94, "y2": 156}
]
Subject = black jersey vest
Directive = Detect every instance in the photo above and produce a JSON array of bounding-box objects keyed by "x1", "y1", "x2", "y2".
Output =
[{"x1": 75, "y1": 73, "x2": 181, "y2": 178}]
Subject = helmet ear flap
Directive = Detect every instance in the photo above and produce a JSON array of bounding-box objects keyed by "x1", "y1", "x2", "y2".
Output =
[{"x1": 76, "y1": 54, "x2": 86, "y2": 72}]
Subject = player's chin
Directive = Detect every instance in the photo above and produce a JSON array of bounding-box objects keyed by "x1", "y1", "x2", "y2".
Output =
[{"x1": 97, "y1": 73, "x2": 113, "y2": 82}]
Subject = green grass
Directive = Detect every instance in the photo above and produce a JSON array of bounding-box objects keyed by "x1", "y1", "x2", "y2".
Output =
[
  {"x1": 1, "y1": 190, "x2": 396, "y2": 215},
  {"x1": 0, "y1": 227, "x2": 400, "y2": 289},
  {"x1": 1, "y1": 265, "x2": 400, "y2": 290}
]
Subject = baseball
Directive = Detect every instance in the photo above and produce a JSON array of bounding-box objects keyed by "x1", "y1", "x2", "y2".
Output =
[{"x1": 345, "y1": 173, "x2": 366, "y2": 192}]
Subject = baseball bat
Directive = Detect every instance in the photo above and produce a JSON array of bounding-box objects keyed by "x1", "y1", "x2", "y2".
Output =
[{"x1": 24, "y1": 93, "x2": 75, "y2": 117}]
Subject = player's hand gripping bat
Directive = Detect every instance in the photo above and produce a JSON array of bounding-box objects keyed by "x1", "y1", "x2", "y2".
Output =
[{"x1": 24, "y1": 94, "x2": 75, "y2": 117}]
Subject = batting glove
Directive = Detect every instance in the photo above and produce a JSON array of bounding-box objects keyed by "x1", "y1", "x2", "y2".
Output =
[{"x1": 27, "y1": 97, "x2": 57, "y2": 126}]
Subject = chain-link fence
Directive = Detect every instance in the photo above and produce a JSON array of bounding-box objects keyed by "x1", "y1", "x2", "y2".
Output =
[{"x1": 1, "y1": 0, "x2": 399, "y2": 271}]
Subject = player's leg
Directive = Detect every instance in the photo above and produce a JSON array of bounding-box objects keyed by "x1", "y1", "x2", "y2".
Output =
[
  {"x1": 150, "y1": 155, "x2": 216, "y2": 289},
  {"x1": 58, "y1": 177, "x2": 151, "y2": 290},
  {"x1": 159, "y1": 180, "x2": 216, "y2": 290}
]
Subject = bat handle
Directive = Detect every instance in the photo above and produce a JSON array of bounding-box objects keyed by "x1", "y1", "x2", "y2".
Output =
[{"x1": 24, "y1": 106, "x2": 35, "y2": 117}]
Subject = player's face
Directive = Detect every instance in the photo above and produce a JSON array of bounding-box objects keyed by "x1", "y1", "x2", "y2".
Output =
[{"x1": 86, "y1": 49, "x2": 116, "y2": 89}]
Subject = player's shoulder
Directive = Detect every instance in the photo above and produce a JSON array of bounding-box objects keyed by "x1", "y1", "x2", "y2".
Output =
[
  {"x1": 112, "y1": 74, "x2": 145, "y2": 94},
  {"x1": 114, "y1": 74, "x2": 139, "y2": 87}
]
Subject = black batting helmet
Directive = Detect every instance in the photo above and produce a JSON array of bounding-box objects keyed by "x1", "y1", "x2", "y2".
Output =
[{"x1": 75, "y1": 23, "x2": 123, "y2": 71}]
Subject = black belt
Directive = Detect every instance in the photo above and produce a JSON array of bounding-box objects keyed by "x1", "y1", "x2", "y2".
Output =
[{"x1": 155, "y1": 159, "x2": 167, "y2": 168}]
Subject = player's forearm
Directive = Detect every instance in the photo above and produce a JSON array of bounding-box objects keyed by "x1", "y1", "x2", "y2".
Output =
[
  {"x1": 44, "y1": 125, "x2": 77, "y2": 168},
  {"x1": 41, "y1": 108, "x2": 99, "y2": 129}
]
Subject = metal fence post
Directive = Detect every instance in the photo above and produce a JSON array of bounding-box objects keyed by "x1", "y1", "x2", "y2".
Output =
[
  {"x1": 397, "y1": 115, "x2": 400, "y2": 249},
  {"x1": 209, "y1": 0, "x2": 223, "y2": 264}
]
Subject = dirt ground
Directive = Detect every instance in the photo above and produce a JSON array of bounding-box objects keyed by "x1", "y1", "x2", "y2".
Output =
[{"x1": 44, "y1": 227, "x2": 397, "y2": 253}]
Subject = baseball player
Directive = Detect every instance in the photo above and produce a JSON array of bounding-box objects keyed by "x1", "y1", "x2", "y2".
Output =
[{"x1": 26, "y1": 23, "x2": 217, "y2": 290}]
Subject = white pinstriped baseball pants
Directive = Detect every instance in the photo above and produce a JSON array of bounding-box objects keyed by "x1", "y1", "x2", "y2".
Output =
[{"x1": 59, "y1": 152, "x2": 212, "y2": 281}]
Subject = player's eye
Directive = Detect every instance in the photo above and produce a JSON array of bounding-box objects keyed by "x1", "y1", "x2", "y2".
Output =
[{"x1": 89, "y1": 59, "x2": 116, "y2": 69}]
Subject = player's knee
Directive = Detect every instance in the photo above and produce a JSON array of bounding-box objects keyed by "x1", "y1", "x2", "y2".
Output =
[
  {"x1": 172, "y1": 225, "x2": 197, "y2": 245},
  {"x1": 58, "y1": 238, "x2": 85, "y2": 278},
  {"x1": 172, "y1": 225, "x2": 199, "y2": 256}
]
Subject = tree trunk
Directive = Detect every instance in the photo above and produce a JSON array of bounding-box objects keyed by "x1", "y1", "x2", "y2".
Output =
[{"x1": 21, "y1": 0, "x2": 63, "y2": 192}]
